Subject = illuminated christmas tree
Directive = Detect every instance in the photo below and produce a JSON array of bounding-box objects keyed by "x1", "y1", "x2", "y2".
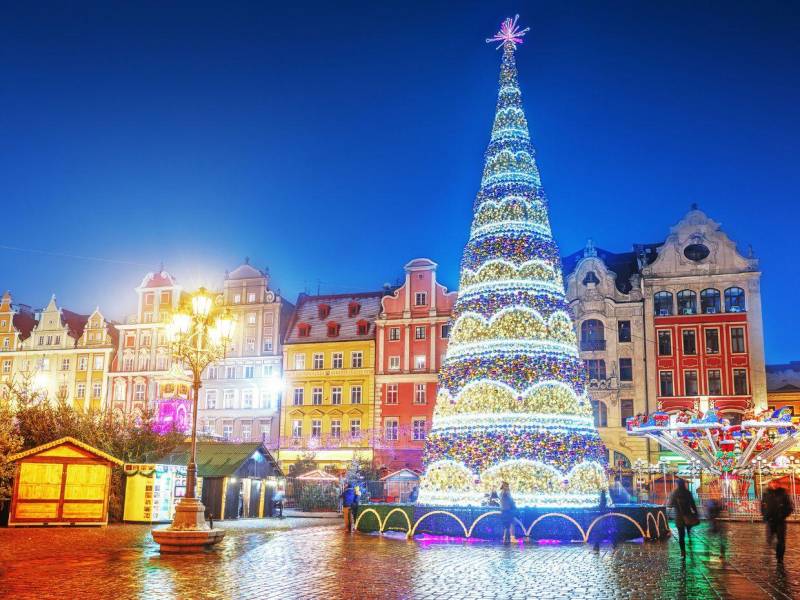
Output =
[{"x1": 419, "y1": 17, "x2": 608, "y2": 507}]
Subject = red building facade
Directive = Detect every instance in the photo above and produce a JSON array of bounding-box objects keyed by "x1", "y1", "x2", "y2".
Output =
[{"x1": 373, "y1": 259, "x2": 456, "y2": 470}]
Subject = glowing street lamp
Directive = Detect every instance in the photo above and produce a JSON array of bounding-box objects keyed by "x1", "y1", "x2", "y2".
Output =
[{"x1": 152, "y1": 287, "x2": 235, "y2": 553}]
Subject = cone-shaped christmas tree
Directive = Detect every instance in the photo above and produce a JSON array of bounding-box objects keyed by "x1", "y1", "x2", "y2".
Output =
[{"x1": 419, "y1": 17, "x2": 608, "y2": 507}]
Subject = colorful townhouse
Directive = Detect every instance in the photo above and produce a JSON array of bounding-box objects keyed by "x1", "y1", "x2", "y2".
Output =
[
  {"x1": 373, "y1": 259, "x2": 456, "y2": 471},
  {"x1": 278, "y1": 291, "x2": 385, "y2": 472},
  {"x1": 0, "y1": 291, "x2": 37, "y2": 398}
]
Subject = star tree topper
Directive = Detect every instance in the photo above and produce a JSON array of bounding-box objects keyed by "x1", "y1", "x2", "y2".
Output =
[{"x1": 486, "y1": 15, "x2": 530, "y2": 50}]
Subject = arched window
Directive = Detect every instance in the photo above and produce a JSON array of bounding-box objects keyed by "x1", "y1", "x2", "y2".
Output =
[
  {"x1": 580, "y1": 319, "x2": 605, "y2": 351},
  {"x1": 654, "y1": 291, "x2": 673, "y2": 316},
  {"x1": 612, "y1": 451, "x2": 631, "y2": 470},
  {"x1": 356, "y1": 320, "x2": 369, "y2": 335},
  {"x1": 348, "y1": 302, "x2": 361, "y2": 317},
  {"x1": 725, "y1": 287, "x2": 746, "y2": 312},
  {"x1": 677, "y1": 290, "x2": 697, "y2": 315},
  {"x1": 582, "y1": 271, "x2": 600, "y2": 286},
  {"x1": 700, "y1": 289, "x2": 721, "y2": 314},
  {"x1": 317, "y1": 304, "x2": 331, "y2": 319},
  {"x1": 591, "y1": 400, "x2": 608, "y2": 428},
  {"x1": 297, "y1": 323, "x2": 311, "y2": 337}
]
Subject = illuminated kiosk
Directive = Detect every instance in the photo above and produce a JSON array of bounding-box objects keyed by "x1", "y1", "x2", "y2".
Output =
[{"x1": 356, "y1": 17, "x2": 666, "y2": 542}]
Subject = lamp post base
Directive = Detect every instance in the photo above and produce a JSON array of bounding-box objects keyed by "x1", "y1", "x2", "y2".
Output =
[{"x1": 152, "y1": 497, "x2": 225, "y2": 553}]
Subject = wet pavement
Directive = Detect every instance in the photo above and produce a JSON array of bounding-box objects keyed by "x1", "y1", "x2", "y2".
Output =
[{"x1": 1, "y1": 518, "x2": 799, "y2": 599}]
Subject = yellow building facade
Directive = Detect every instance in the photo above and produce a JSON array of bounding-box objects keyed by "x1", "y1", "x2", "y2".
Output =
[{"x1": 278, "y1": 292, "x2": 384, "y2": 472}]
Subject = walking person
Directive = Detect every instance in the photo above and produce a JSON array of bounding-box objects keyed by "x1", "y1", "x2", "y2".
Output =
[
  {"x1": 499, "y1": 481, "x2": 516, "y2": 544},
  {"x1": 340, "y1": 482, "x2": 356, "y2": 532},
  {"x1": 352, "y1": 482, "x2": 361, "y2": 525},
  {"x1": 705, "y1": 496, "x2": 727, "y2": 559},
  {"x1": 761, "y1": 479, "x2": 794, "y2": 562},
  {"x1": 668, "y1": 479, "x2": 699, "y2": 559}
]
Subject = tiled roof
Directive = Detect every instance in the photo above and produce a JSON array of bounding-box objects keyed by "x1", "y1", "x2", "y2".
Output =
[
  {"x1": 141, "y1": 270, "x2": 176, "y2": 288},
  {"x1": 156, "y1": 442, "x2": 281, "y2": 477},
  {"x1": 61, "y1": 309, "x2": 90, "y2": 340},
  {"x1": 562, "y1": 243, "x2": 661, "y2": 294},
  {"x1": 284, "y1": 291, "x2": 385, "y2": 345},
  {"x1": 12, "y1": 310, "x2": 37, "y2": 341}
]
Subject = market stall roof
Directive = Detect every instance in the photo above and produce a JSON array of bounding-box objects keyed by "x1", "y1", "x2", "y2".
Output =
[
  {"x1": 156, "y1": 442, "x2": 283, "y2": 478},
  {"x1": 296, "y1": 469, "x2": 338, "y2": 481},
  {"x1": 380, "y1": 468, "x2": 421, "y2": 481},
  {"x1": 9, "y1": 436, "x2": 123, "y2": 465}
]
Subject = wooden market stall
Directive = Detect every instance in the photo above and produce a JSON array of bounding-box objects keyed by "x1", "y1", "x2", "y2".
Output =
[{"x1": 7, "y1": 436, "x2": 123, "y2": 527}]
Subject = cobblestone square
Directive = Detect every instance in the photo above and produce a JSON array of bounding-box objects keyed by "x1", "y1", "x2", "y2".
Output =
[{"x1": 2, "y1": 519, "x2": 800, "y2": 599}]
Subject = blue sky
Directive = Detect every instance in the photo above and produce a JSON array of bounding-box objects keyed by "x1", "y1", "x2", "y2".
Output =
[{"x1": 2, "y1": 1, "x2": 798, "y2": 362}]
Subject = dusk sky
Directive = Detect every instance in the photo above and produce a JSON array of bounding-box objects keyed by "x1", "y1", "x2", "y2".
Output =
[{"x1": 2, "y1": 1, "x2": 798, "y2": 362}]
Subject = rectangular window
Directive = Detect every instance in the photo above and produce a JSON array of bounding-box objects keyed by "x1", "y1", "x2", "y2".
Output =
[
  {"x1": 293, "y1": 388, "x2": 304, "y2": 406},
  {"x1": 415, "y1": 326, "x2": 426, "y2": 340},
  {"x1": 388, "y1": 327, "x2": 401, "y2": 341},
  {"x1": 351, "y1": 352, "x2": 363, "y2": 368},
  {"x1": 46, "y1": 335, "x2": 52, "y2": 345},
  {"x1": 350, "y1": 386, "x2": 362, "y2": 404},
  {"x1": 412, "y1": 418, "x2": 426, "y2": 441},
  {"x1": 294, "y1": 354, "x2": 305, "y2": 370},
  {"x1": 246, "y1": 337, "x2": 256, "y2": 353},
  {"x1": 415, "y1": 292, "x2": 427, "y2": 306},
  {"x1": 260, "y1": 419, "x2": 271, "y2": 443},
  {"x1": 93, "y1": 355, "x2": 103, "y2": 370},
  {"x1": 134, "y1": 383, "x2": 145, "y2": 401},
  {"x1": 244, "y1": 366, "x2": 254, "y2": 378},
  {"x1": 619, "y1": 358, "x2": 633, "y2": 382},
  {"x1": 233, "y1": 294, "x2": 241, "y2": 304},
  {"x1": 225, "y1": 365, "x2": 236, "y2": 379},
  {"x1": 332, "y1": 353, "x2": 343, "y2": 369},
  {"x1": 705, "y1": 329, "x2": 720, "y2": 354},
  {"x1": 92, "y1": 383, "x2": 102, "y2": 398},
  {"x1": 263, "y1": 339, "x2": 273, "y2": 352},
  {"x1": 708, "y1": 370, "x2": 722, "y2": 396},
  {"x1": 659, "y1": 371, "x2": 674, "y2": 397},
  {"x1": 241, "y1": 421, "x2": 252, "y2": 441},
  {"x1": 620, "y1": 399, "x2": 634, "y2": 428},
  {"x1": 223, "y1": 389, "x2": 235, "y2": 409},
  {"x1": 313, "y1": 353, "x2": 324, "y2": 369},
  {"x1": 312, "y1": 387, "x2": 323, "y2": 405},
  {"x1": 350, "y1": 419, "x2": 361, "y2": 438},
  {"x1": 389, "y1": 356, "x2": 400, "y2": 370},
  {"x1": 618, "y1": 321, "x2": 632, "y2": 343},
  {"x1": 658, "y1": 331, "x2": 672, "y2": 356},
  {"x1": 292, "y1": 420, "x2": 302, "y2": 438},
  {"x1": 586, "y1": 359, "x2": 606, "y2": 381},
  {"x1": 682, "y1": 330, "x2": 697, "y2": 355},
  {"x1": 386, "y1": 384, "x2": 398, "y2": 404},
  {"x1": 684, "y1": 370, "x2": 699, "y2": 396},
  {"x1": 331, "y1": 420, "x2": 341, "y2": 439},
  {"x1": 441, "y1": 324, "x2": 451, "y2": 339},
  {"x1": 260, "y1": 390, "x2": 272, "y2": 409},
  {"x1": 1, "y1": 360, "x2": 10, "y2": 373},
  {"x1": 247, "y1": 313, "x2": 257, "y2": 326},
  {"x1": 206, "y1": 390, "x2": 218, "y2": 409},
  {"x1": 263, "y1": 364, "x2": 274, "y2": 377},
  {"x1": 414, "y1": 383, "x2": 426, "y2": 404},
  {"x1": 61, "y1": 358, "x2": 70, "y2": 371},
  {"x1": 248, "y1": 292, "x2": 257, "y2": 303},
  {"x1": 385, "y1": 418, "x2": 399, "y2": 441},
  {"x1": 734, "y1": 369, "x2": 748, "y2": 395},
  {"x1": 311, "y1": 419, "x2": 321, "y2": 438},
  {"x1": 331, "y1": 387, "x2": 342, "y2": 405},
  {"x1": 242, "y1": 390, "x2": 253, "y2": 409},
  {"x1": 76, "y1": 383, "x2": 86, "y2": 398},
  {"x1": 414, "y1": 355, "x2": 426, "y2": 370},
  {"x1": 731, "y1": 327, "x2": 746, "y2": 354},
  {"x1": 207, "y1": 366, "x2": 217, "y2": 380}
]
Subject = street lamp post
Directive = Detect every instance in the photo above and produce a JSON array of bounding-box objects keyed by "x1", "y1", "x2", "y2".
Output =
[{"x1": 152, "y1": 287, "x2": 235, "y2": 553}]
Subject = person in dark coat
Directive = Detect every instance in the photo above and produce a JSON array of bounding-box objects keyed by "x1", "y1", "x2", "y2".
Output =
[
  {"x1": 761, "y1": 479, "x2": 794, "y2": 562},
  {"x1": 340, "y1": 483, "x2": 356, "y2": 532},
  {"x1": 499, "y1": 481, "x2": 516, "y2": 544},
  {"x1": 668, "y1": 479, "x2": 698, "y2": 559}
]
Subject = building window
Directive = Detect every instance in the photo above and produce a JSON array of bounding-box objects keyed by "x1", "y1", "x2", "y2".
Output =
[
  {"x1": 206, "y1": 390, "x2": 218, "y2": 409},
  {"x1": 260, "y1": 390, "x2": 272, "y2": 410},
  {"x1": 248, "y1": 292, "x2": 257, "y2": 303},
  {"x1": 348, "y1": 302, "x2": 361, "y2": 317},
  {"x1": 350, "y1": 386, "x2": 362, "y2": 404},
  {"x1": 225, "y1": 365, "x2": 236, "y2": 379},
  {"x1": 415, "y1": 326, "x2": 426, "y2": 340},
  {"x1": 441, "y1": 324, "x2": 451, "y2": 339},
  {"x1": 332, "y1": 353, "x2": 343, "y2": 369},
  {"x1": 331, "y1": 387, "x2": 342, "y2": 405},
  {"x1": 233, "y1": 294, "x2": 242, "y2": 304},
  {"x1": 298, "y1": 323, "x2": 311, "y2": 338},
  {"x1": 658, "y1": 331, "x2": 672, "y2": 356},
  {"x1": 356, "y1": 320, "x2": 369, "y2": 335},
  {"x1": 1, "y1": 360, "x2": 10, "y2": 373},
  {"x1": 586, "y1": 359, "x2": 606, "y2": 381},
  {"x1": 327, "y1": 322, "x2": 341, "y2": 337},
  {"x1": 263, "y1": 339, "x2": 273, "y2": 352},
  {"x1": 292, "y1": 420, "x2": 302, "y2": 438},
  {"x1": 208, "y1": 366, "x2": 218, "y2": 379},
  {"x1": 415, "y1": 292, "x2": 427, "y2": 306},
  {"x1": 294, "y1": 354, "x2": 305, "y2": 370},
  {"x1": 591, "y1": 400, "x2": 608, "y2": 428},
  {"x1": 388, "y1": 327, "x2": 400, "y2": 341},
  {"x1": 620, "y1": 399, "x2": 634, "y2": 428},
  {"x1": 677, "y1": 290, "x2": 697, "y2": 315},
  {"x1": 682, "y1": 330, "x2": 697, "y2": 355},
  {"x1": 318, "y1": 304, "x2": 330, "y2": 319},
  {"x1": 385, "y1": 418, "x2": 398, "y2": 441},
  {"x1": 654, "y1": 291, "x2": 673, "y2": 316},
  {"x1": 414, "y1": 383, "x2": 426, "y2": 404},
  {"x1": 580, "y1": 319, "x2": 605, "y2": 351},
  {"x1": 123, "y1": 356, "x2": 134, "y2": 371},
  {"x1": 93, "y1": 355, "x2": 103, "y2": 370},
  {"x1": 313, "y1": 353, "x2": 324, "y2": 369},
  {"x1": 731, "y1": 327, "x2": 746, "y2": 353},
  {"x1": 659, "y1": 371, "x2": 674, "y2": 397},
  {"x1": 134, "y1": 383, "x2": 145, "y2": 401},
  {"x1": 619, "y1": 358, "x2": 633, "y2": 382},
  {"x1": 618, "y1": 321, "x2": 631, "y2": 343},
  {"x1": 389, "y1": 356, "x2": 400, "y2": 370},
  {"x1": 262, "y1": 364, "x2": 273, "y2": 377},
  {"x1": 582, "y1": 271, "x2": 600, "y2": 285},
  {"x1": 412, "y1": 418, "x2": 426, "y2": 441},
  {"x1": 708, "y1": 370, "x2": 722, "y2": 396},
  {"x1": 244, "y1": 365, "x2": 254, "y2": 378},
  {"x1": 725, "y1": 287, "x2": 746, "y2": 312},
  {"x1": 312, "y1": 387, "x2": 323, "y2": 405},
  {"x1": 76, "y1": 383, "x2": 86, "y2": 398},
  {"x1": 351, "y1": 352, "x2": 363, "y2": 368},
  {"x1": 311, "y1": 419, "x2": 321, "y2": 438},
  {"x1": 414, "y1": 355, "x2": 426, "y2": 370},
  {"x1": 223, "y1": 389, "x2": 235, "y2": 409},
  {"x1": 293, "y1": 388, "x2": 304, "y2": 406},
  {"x1": 733, "y1": 369, "x2": 748, "y2": 395},
  {"x1": 386, "y1": 384, "x2": 398, "y2": 404},
  {"x1": 260, "y1": 420, "x2": 271, "y2": 443},
  {"x1": 242, "y1": 390, "x2": 254, "y2": 409},
  {"x1": 61, "y1": 358, "x2": 70, "y2": 371},
  {"x1": 701, "y1": 289, "x2": 721, "y2": 314},
  {"x1": 684, "y1": 370, "x2": 699, "y2": 396},
  {"x1": 350, "y1": 419, "x2": 361, "y2": 438},
  {"x1": 331, "y1": 420, "x2": 341, "y2": 439},
  {"x1": 705, "y1": 329, "x2": 720, "y2": 354},
  {"x1": 92, "y1": 383, "x2": 102, "y2": 398},
  {"x1": 246, "y1": 337, "x2": 256, "y2": 353},
  {"x1": 241, "y1": 421, "x2": 252, "y2": 441}
]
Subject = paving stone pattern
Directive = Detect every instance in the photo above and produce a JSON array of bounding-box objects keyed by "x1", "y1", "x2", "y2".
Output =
[{"x1": 1, "y1": 518, "x2": 799, "y2": 599}]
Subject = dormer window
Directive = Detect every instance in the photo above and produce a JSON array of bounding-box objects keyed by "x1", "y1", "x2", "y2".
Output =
[
  {"x1": 356, "y1": 320, "x2": 369, "y2": 335},
  {"x1": 318, "y1": 304, "x2": 331, "y2": 319},
  {"x1": 348, "y1": 302, "x2": 361, "y2": 317},
  {"x1": 297, "y1": 323, "x2": 311, "y2": 338},
  {"x1": 327, "y1": 322, "x2": 340, "y2": 337},
  {"x1": 582, "y1": 271, "x2": 600, "y2": 286}
]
